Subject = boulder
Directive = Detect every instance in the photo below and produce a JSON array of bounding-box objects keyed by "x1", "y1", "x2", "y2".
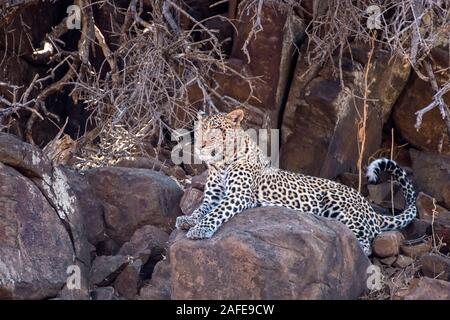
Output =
[
  {"x1": 372, "y1": 231, "x2": 405, "y2": 258},
  {"x1": 117, "y1": 224, "x2": 169, "y2": 281},
  {"x1": 400, "y1": 240, "x2": 432, "y2": 258},
  {"x1": 138, "y1": 259, "x2": 171, "y2": 300},
  {"x1": 434, "y1": 219, "x2": 450, "y2": 254},
  {"x1": 410, "y1": 150, "x2": 450, "y2": 209},
  {"x1": 169, "y1": 207, "x2": 370, "y2": 299},
  {"x1": 396, "y1": 277, "x2": 450, "y2": 300},
  {"x1": 281, "y1": 45, "x2": 410, "y2": 178},
  {"x1": 393, "y1": 255, "x2": 414, "y2": 268},
  {"x1": 0, "y1": 133, "x2": 53, "y2": 178},
  {"x1": 84, "y1": 167, "x2": 183, "y2": 245},
  {"x1": 114, "y1": 259, "x2": 143, "y2": 299},
  {"x1": 180, "y1": 187, "x2": 204, "y2": 215},
  {"x1": 118, "y1": 225, "x2": 169, "y2": 262},
  {"x1": 393, "y1": 47, "x2": 450, "y2": 155},
  {"x1": 0, "y1": 163, "x2": 74, "y2": 299},
  {"x1": 89, "y1": 255, "x2": 129, "y2": 287},
  {"x1": 62, "y1": 168, "x2": 105, "y2": 246},
  {"x1": 416, "y1": 192, "x2": 450, "y2": 221},
  {"x1": 400, "y1": 219, "x2": 431, "y2": 240},
  {"x1": 420, "y1": 253, "x2": 450, "y2": 281},
  {"x1": 0, "y1": 133, "x2": 92, "y2": 299}
]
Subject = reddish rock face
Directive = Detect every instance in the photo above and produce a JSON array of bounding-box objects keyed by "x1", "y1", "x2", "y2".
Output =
[
  {"x1": 393, "y1": 47, "x2": 450, "y2": 155},
  {"x1": 372, "y1": 231, "x2": 405, "y2": 258},
  {"x1": 416, "y1": 192, "x2": 450, "y2": 221},
  {"x1": 410, "y1": 150, "x2": 450, "y2": 209},
  {"x1": 212, "y1": 0, "x2": 304, "y2": 129},
  {"x1": 0, "y1": 163, "x2": 74, "y2": 299},
  {"x1": 169, "y1": 207, "x2": 370, "y2": 299},
  {"x1": 280, "y1": 45, "x2": 410, "y2": 178},
  {"x1": 84, "y1": 167, "x2": 183, "y2": 245}
]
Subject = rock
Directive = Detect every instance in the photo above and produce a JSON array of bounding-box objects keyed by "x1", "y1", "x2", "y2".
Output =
[
  {"x1": 393, "y1": 47, "x2": 450, "y2": 155},
  {"x1": 84, "y1": 167, "x2": 183, "y2": 245},
  {"x1": 118, "y1": 225, "x2": 169, "y2": 262},
  {"x1": 117, "y1": 225, "x2": 169, "y2": 280},
  {"x1": 380, "y1": 256, "x2": 397, "y2": 266},
  {"x1": 434, "y1": 219, "x2": 450, "y2": 254},
  {"x1": 372, "y1": 231, "x2": 405, "y2": 258},
  {"x1": 0, "y1": 133, "x2": 52, "y2": 179},
  {"x1": 400, "y1": 240, "x2": 432, "y2": 258},
  {"x1": 420, "y1": 253, "x2": 450, "y2": 281},
  {"x1": 114, "y1": 259, "x2": 143, "y2": 299},
  {"x1": 367, "y1": 182, "x2": 405, "y2": 210},
  {"x1": 190, "y1": 170, "x2": 208, "y2": 190},
  {"x1": 400, "y1": 219, "x2": 431, "y2": 241},
  {"x1": 96, "y1": 238, "x2": 120, "y2": 256},
  {"x1": 393, "y1": 255, "x2": 414, "y2": 268},
  {"x1": 63, "y1": 168, "x2": 105, "y2": 246},
  {"x1": 89, "y1": 255, "x2": 129, "y2": 287},
  {"x1": 138, "y1": 259, "x2": 171, "y2": 300},
  {"x1": 281, "y1": 45, "x2": 410, "y2": 178},
  {"x1": 0, "y1": 163, "x2": 74, "y2": 299},
  {"x1": 416, "y1": 192, "x2": 450, "y2": 221},
  {"x1": 56, "y1": 282, "x2": 90, "y2": 301},
  {"x1": 180, "y1": 187, "x2": 203, "y2": 215},
  {"x1": 410, "y1": 150, "x2": 450, "y2": 209},
  {"x1": 91, "y1": 286, "x2": 118, "y2": 300},
  {"x1": 169, "y1": 207, "x2": 370, "y2": 299},
  {"x1": 114, "y1": 157, "x2": 188, "y2": 183},
  {"x1": 0, "y1": 134, "x2": 93, "y2": 299},
  {"x1": 212, "y1": 0, "x2": 305, "y2": 129},
  {"x1": 396, "y1": 277, "x2": 450, "y2": 300}
]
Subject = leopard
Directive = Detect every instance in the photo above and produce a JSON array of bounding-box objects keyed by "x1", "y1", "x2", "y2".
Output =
[{"x1": 175, "y1": 109, "x2": 417, "y2": 255}]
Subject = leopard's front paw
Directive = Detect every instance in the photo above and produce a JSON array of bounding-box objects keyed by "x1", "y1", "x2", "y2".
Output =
[
  {"x1": 175, "y1": 215, "x2": 198, "y2": 230},
  {"x1": 186, "y1": 226, "x2": 215, "y2": 239}
]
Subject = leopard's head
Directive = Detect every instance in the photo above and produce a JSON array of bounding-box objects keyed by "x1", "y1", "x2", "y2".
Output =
[{"x1": 194, "y1": 109, "x2": 245, "y2": 164}]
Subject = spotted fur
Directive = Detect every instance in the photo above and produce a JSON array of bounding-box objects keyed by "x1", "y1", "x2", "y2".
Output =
[{"x1": 176, "y1": 110, "x2": 417, "y2": 255}]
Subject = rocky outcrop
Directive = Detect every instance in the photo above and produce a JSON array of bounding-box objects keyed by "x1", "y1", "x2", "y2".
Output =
[
  {"x1": 410, "y1": 150, "x2": 450, "y2": 208},
  {"x1": 393, "y1": 47, "x2": 450, "y2": 155},
  {"x1": 169, "y1": 207, "x2": 370, "y2": 299},
  {"x1": 0, "y1": 162, "x2": 74, "y2": 299},
  {"x1": 0, "y1": 133, "x2": 183, "y2": 300},
  {"x1": 138, "y1": 259, "x2": 171, "y2": 300},
  {"x1": 212, "y1": 0, "x2": 305, "y2": 129},
  {"x1": 280, "y1": 45, "x2": 410, "y2": 178}
]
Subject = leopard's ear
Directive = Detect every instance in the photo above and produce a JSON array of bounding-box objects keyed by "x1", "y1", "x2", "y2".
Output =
[{"x1": 226, "y1": 109, "x2": 244, "y2": 127}]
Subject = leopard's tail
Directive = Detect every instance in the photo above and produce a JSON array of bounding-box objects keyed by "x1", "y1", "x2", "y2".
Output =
[{"x1": 366, "y1": 158, "x2": 416, "y2": 232}]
